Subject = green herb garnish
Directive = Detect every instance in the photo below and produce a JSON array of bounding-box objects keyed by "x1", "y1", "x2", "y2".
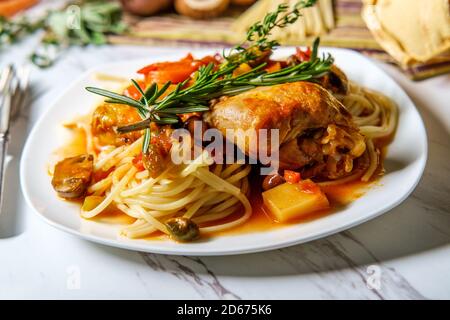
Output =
[
  {"x1": 33, "y1": 0, "x2": 127, "y2": 67},
  {"x1": 0, "y1": 15, "x2": 45, "y2": 48},
  {"x1": 1, "y1": 0, "x2": 127, "y2": 68},
  {"x1": 223, "y1": 0, "x2": 317, "y2": 68}
]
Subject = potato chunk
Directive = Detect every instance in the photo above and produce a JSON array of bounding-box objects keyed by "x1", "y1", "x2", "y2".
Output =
[{"x1": 262, "y1": 180, "x2": 329, "y2": 222}]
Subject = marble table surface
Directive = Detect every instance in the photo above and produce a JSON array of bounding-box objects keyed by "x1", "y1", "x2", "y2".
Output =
[{"x1": 0, "y1": 35, "x2": 449, "y2": 299}]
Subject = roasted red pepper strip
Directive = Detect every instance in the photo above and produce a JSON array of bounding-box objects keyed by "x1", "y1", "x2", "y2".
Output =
[
  {"x1": 123, "y1": 80, "x2": 146, "y2": 100},
  {"x1": 137, "y1": 54, "x2": 217, "y2": 84}
]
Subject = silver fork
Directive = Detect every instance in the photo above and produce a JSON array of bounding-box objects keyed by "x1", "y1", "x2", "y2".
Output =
[{"x1": 0, "y1": 65, "x2": 30, "y2": 211}]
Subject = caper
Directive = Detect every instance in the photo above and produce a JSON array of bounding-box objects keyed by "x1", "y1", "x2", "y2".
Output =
[{"x1": 165, "y1": 217, "x2": 200, "y2": 242}]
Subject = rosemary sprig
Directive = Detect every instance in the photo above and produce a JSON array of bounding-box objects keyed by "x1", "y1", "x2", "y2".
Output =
[{"x1": 86, "y1": 39, "x2": 333, "y2": 143}]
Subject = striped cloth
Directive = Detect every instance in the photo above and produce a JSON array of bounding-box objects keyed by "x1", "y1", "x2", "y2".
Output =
[{"x1": 107, "y1": 0, "x2": 450, "y2": 80}]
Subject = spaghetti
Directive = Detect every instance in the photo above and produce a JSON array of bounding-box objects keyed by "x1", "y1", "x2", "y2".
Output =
[
  {"x1": 80, "y1": 137, "x2": 252, "y2": 239},
  {"x1": 74, "y1": 80, "x2": 397, "y2": 238},
  {"x1": 343, "y1": 83, "x2": 397, "y2": 181}
]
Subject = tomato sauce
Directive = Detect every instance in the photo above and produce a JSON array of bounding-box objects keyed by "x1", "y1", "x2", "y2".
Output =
[{"x1": 202, "y1": 175, "x2": 374, "y2": 239}]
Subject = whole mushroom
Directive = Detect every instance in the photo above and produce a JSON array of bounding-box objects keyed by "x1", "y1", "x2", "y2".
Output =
[
  {"x1": 231, "y1": 0, "x2": 256, "y2": 5},
  {"x1": 120, "y1": 0, "x2": 173, "y2": 16},
  {"x1": 175, "y1": 0, "x2": 230, "y2": 19}
]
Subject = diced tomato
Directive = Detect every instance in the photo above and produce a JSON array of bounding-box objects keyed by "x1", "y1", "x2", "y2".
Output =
[
  {"x1": 198, "y1": 55, "x2": 219, "y2": 66},
  {"x1": 132, "y1": 153, "x2": 145, "y2": 171},
  {"x1": 137, "y1": 53, "x2": 217, "y2": 84},
  {"x1": 284, "y1": 170, "x2": 301, "y2": 184},
  {"x1": 123, "y1": 80, "x2": 146, "y2": 100},
  {"x1": 92, "y1": 167, "x2": 115, "y2": 183},
  {"x1": 150, "y1": 132, "x2": 172, "y2": 156},
  {"x1": 295, "y1": 47, "x2": 312, "y2": 62},
  {"x1": 297, "y1": 179, "x2": 321, "y2": 194}
]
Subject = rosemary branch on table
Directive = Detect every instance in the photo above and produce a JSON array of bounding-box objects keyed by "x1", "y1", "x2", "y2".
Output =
[
  {"x1": 85, "y1": 0, "x2": 332, "y2": 154},
  {"x1": 0, "y1": 0, "x2": 127, "y2": 68},
  {"x1": 31, "y1": 0, "x2": 127, "y2": 68},
  {"x1": 0, "y1": 16, "x2": 45, "y2": 48}
]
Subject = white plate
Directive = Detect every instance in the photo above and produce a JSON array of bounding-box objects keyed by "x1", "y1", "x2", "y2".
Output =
[{"x1": 20, "y1": 48, "x2": 427, "y2": 256}]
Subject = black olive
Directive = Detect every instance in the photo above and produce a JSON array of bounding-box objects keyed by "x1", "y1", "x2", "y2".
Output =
[{"x1": 165, "y1": 217, "x2": 200, "y2": 242}]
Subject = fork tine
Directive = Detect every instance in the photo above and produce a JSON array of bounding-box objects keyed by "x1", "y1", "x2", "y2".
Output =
[
  {"x1": 0, "y1": 65, "x2": 14, "y2": 94},
  {"x1": 17, "y1": 66, "x2": 30, "y2": 92},
  {"x1": 0, "y1": 66, "x2": 14, "y2": 122},
  {"x1": 11, "y1": 66, "x2": 30, "y2": 120}
]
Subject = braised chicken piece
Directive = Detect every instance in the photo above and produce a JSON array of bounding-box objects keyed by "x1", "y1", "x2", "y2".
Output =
[
  {"x1": 52, "y1": 154, "x2": 94, "y2": 199},
  {"x1": 279, "y1": 125, "x2": 366, "y2": 179},
  {"x1": 318, "y1": 65, "x2": 349, "y2": 96},
  {"x1": 205, "y1": 81, "x2": 366, "y2": 180},
  {"x1": 91, "y1": 103, "x2": 142, "y2": 147}
]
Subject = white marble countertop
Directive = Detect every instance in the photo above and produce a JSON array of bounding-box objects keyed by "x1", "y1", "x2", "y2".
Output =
[{"x1": 0, "y1": 33, "x2": 449, "y2": 299}]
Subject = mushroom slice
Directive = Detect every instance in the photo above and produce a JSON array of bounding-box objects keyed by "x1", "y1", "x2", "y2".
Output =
[{"x1": 51, "y1": 154, "x2": 94, "y2": 199}]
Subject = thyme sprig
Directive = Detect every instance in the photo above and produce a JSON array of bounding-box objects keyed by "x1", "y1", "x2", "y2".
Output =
[{"x1": 223, "y1": 0, "x2": 317, "y2": 68}]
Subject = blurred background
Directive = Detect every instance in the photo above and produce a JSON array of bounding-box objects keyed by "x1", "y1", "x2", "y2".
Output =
[{"x1": 1, "y1": 0, "x2": 449, "y2": 80}]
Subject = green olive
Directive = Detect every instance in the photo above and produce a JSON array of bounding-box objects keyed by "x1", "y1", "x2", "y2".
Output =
[{"x1": 165, "y1": 217, "x2": 200, "y2": 242}]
